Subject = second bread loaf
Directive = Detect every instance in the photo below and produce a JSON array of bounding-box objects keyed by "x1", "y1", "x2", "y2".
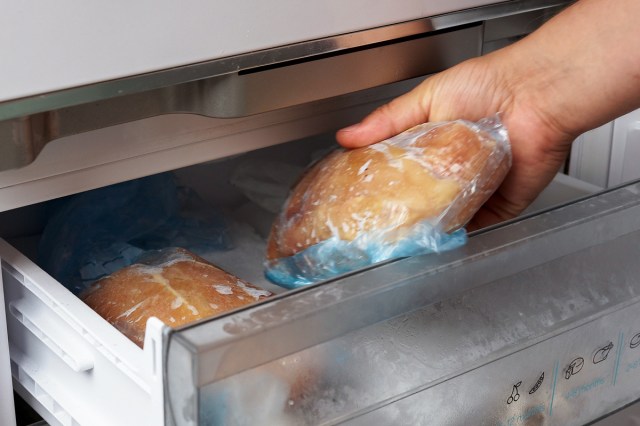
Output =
[{"x1": 81, "y1": 248, "x2": 272, "y2": 347}]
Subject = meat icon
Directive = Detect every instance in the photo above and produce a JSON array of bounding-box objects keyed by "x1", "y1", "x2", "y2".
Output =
[{"x1": 593, "y1": 342, "x2": 614, "y2": 364}]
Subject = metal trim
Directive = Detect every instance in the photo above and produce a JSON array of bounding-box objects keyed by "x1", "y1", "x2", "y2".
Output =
[{"x1": 0, "y1": 0, "x2": 570, "y2": 121}]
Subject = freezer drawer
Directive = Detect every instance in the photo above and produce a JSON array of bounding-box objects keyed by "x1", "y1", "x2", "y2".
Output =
[
  {"x1": 0, "y1": 170, "x2": 638, "y2": 425},
  {"x1": 163, "y1": 181, "x2": 640, "y2": 425}
]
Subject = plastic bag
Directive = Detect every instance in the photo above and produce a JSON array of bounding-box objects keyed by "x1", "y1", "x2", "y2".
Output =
[
  {"x1": 80, "y1": 247, "x2": 272, "y2": 347},
  {"x1": 229, "y1": 159, "x2": 305, "y2": 214},
  {"x1": 38, "y1": 173, "x2": 230, "y2": 295},
  {"x1": 265, "y1": 116, "x2": 512, "y2": 288}
]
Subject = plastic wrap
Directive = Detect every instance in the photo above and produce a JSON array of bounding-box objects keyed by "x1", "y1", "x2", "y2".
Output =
[
  {"x1": 265, "y1": 116, "x2": 512, "y2": 288},
  {"x1": 81, "y1": 247, "x2": 272, "y2": 347},
  {"x1": 38, "y1": 173, "x2": 230, "y2": 295},
  {"x1": 229, "y1": 159, "x2": 304, "y2": 214}
]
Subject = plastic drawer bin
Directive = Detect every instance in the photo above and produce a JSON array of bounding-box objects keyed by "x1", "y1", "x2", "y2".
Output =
[{"x1": 4, "y1": 181, "x2": 640, "y2": 425}]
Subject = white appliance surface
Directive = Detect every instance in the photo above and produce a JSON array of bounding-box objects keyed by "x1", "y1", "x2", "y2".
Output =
[
  {"x1": 608, "y1": 110, "x2": 640, "y2": 187},
  {"x1": 0, "y1": 272, "x2": 16, "y2": 426},
  {"x1": 0, "y1": 0, "x2": 496, "y2": 102}
]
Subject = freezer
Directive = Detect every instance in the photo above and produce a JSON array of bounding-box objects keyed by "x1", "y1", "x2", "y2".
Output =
[
  {"x1": 4, "y1": 0, "x2": 640, "y2": 425},
  {"x1": 2, "y1": 150, "x2": 640, "y2": 425}
]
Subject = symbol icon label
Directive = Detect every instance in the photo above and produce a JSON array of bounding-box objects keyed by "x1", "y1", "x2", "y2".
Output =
[
  {"x1": 529, "y1": 372, "x2": 545, "y2": 395},
  {"x1": 507, "y1": 381, "x2": 522, "y2": 405},
  {"x1": 630, "y1": 333, "x2": 640, "y2": 349},
  {"x1": 593, "y1": 342, "x2": 614, "y2": 364},
  {"x1": 565, "y1": 357, "x2": 584, "y2": 380}
]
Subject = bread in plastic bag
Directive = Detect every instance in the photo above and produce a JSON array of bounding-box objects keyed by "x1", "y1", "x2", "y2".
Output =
[
  {"x1": 265, "y1": 116, "x2": 512, "y2": 288},
  {"x1": 38, "y1": 173, "x2": 230, "y2": 295},
  {"x1": 81, "y1": 247, "x2": 273, "y2": 347}
]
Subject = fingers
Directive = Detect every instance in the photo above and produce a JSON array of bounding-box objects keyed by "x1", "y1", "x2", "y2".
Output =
[
  {"x1": 336, "y1": 84, "x2": 431, "y2": 148},
  {"x1": 466, "y1": 190, "x2": 526, "y2": 232},
  {"x1": 467, "y1": 137, "x2": 572, "y2": 231}
]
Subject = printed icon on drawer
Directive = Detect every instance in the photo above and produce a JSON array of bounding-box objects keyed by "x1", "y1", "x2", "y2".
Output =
[
  {"x1": 630, "y1": 333, "x2": 640, "y2": 349},
  {"x1": 565, "y1": 357, "x2": 584, "y2": 379},
  {"x1": 593, "y1": 342, "x2": 614, "y2": 364},
  {"x1": 507, "y1": 381, "x2": 522, "y2": 405},
  {"x1": 528, "y1": 372, "x2": 544, "y2": 395}
]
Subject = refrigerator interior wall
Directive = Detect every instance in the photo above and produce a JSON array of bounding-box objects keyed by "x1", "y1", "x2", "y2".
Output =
[
  {"x1": 569, "y1": 109, "x2": 640, "y2": 190},
  {"x1": 608, "y1": 109, "x2": 640, "y2": 187}
]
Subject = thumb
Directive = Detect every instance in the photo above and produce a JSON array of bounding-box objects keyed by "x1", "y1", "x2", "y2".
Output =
[{"x1": 336, "y1": 85, "x2": 432, "y2": 148}]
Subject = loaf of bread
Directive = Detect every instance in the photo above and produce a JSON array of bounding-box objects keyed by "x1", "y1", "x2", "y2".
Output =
[
  {"x1": 266, "y1": 118, "x2": 511, "y2": 286},
  {"x1": 81, "y1": 248, "x2": 272, "y2": 347}
]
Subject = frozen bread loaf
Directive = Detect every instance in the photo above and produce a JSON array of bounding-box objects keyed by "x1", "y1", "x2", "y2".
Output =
[
  {"x1": 81, "y1": 248, "x2": 272, "y2": 347},
  {"x1": 266, "y1": 117, "x2": 511, "y2": 286}
]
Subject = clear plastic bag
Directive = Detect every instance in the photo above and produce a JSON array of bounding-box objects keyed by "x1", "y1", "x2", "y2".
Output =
[
  {"x1": 229, "y1": 159, "x2": 304, "y2": 214},
  {"x1": 80, "y1": 247, "x2": 272, "y2": 347},
  {"x1": 265, "y1": 116, "x2": 511, "y2": 288},
  {"x1": 38, "y1": 173, "x2": 230, "y2": 295}
]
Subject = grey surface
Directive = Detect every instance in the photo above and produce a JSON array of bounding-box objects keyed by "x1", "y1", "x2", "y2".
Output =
[{"x1": 595, "y1": 402, "x2": 640, "y2": 426}]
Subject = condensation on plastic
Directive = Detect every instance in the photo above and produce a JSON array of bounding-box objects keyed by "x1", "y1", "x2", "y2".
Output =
[
  {"x1": 198, "y1": 347, "x2": 325, "y2": 426},
  {"x1": 200, "y1": 371, "x2": 295, "y2": 426},
  {"x1": 38, "y1": 173, "x2": 230, "y2": 295},
  {"x1": 265, "y1": 116, "x2": 511, "y2": 288}
]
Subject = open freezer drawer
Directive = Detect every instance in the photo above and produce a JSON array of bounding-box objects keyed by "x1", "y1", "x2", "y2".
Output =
[
  {"x1": 0, "y1": 165, "x2": 636, "y2": 426},
  {"x1": 163, "y1": 181, "x2": 640, "y2": 425},
  {"x1": 0, "y1": 136, "x2": 609, "y2": 426}
]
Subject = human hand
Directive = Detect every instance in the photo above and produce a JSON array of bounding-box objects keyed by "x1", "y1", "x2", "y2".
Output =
[{"x1": 336, "y1": 48, "x2": 575, "y2": 230}]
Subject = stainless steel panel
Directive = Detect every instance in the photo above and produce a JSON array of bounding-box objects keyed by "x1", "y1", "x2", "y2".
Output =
[
  {"x1": 0, "y1": 0, "x2": 571, "y2": 172},
  {"x1": 0, "y1": 25, "x2": 482, "y2": 173},
  {"x1": 164, "y1": 183, "x2": 640, "y2": 425}
]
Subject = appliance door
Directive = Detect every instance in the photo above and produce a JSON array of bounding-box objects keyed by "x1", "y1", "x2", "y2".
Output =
[{"x1": 164, "y1": 181, "x2": 640, "y2": 425}]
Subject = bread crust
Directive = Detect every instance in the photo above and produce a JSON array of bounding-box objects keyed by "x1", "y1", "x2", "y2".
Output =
[
  {"x1": 81, "y1": 248, "x2": 272, "y2": 347},
  {"x1": 267, "y1": 121, "x2": 510, "y2": 260}
]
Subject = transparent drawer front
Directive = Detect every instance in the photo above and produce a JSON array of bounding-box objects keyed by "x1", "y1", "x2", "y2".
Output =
[{"x1": 165, "y1": 182, "x2": 640, "y2": 425}]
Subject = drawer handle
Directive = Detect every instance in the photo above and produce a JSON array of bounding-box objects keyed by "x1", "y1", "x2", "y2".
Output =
[{"x1": 9, "y1": 298, "x2": 94, "y2": 372}]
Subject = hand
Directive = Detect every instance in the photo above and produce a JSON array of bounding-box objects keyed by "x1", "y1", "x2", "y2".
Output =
[
  {"x1": 337, "y1": 0, "x2": 640, "y2": 230},
  {"x1": 336, "y1": 48, "x2": 575, "y2": 230}
]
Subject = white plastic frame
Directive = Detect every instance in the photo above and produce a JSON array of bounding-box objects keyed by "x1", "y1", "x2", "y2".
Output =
[{"x1": 0, "y1": 239, "x2": 166, "y2": 426}]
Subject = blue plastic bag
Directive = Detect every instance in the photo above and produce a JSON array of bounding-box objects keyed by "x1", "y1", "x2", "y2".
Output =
[
  {"x1": 38, "y1": 173, "x2": 229, "y2": 295},
  {"x1": 266, "y1": 226, "x2": 467, "y2": 288}
]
